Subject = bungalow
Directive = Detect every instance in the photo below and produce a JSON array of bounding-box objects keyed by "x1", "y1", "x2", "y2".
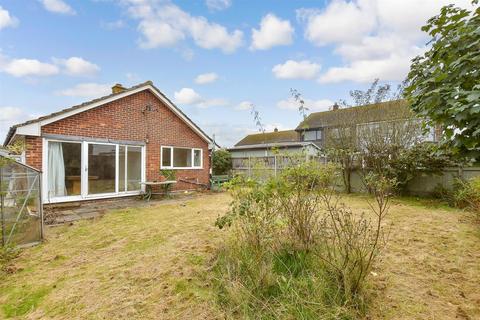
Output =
[{"x1": 3, "y1": 81, "x2": 214, "y2": 204}]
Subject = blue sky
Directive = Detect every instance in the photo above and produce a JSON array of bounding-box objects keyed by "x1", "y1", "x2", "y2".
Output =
[{"x1": 0, "y1": 0, "x2": 469, "y2": 146}]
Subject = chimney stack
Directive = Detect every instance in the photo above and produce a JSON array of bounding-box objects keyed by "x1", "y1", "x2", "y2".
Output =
[
  {"x1": 332, "y1": 102, "x2": 339, "y2": 111},
  {"x1": 112, "y1": 83, "x2": 126, "y2": 94}
]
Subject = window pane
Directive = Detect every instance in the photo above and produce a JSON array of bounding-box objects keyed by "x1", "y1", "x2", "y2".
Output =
[
  {"x1": 88, "y1": 144, "x2": 116, "y2": 194},
  {"x1": 127, "y1": 146, "x2": 142, "y2": 191},
  {"x1": 193, "y1": 149, "x2": 201, "y2": 167},
  {"x1": 304, "y1": 131, "x2": 317, "y2": 141},
  {"x1": 119, "y1": 146, "x2": 126, "y2": 192},
  {"x1": 48, "y1": 141, "x2": 81, "y2": 197},
  {"x1": 162, "y1": 147, "x2": 171, "y2": 167},
  {"x1": 173, "y1": 148, "x2": 192, "y2": 167}
]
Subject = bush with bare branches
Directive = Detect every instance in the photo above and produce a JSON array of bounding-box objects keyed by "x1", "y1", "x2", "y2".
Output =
[{"x1": 214, "y1": 156, "x2": 396, "y2": 318}]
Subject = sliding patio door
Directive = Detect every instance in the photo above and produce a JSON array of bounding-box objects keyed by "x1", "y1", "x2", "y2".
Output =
[
  {"x1": 45, "y1": 139, "x2": 144, "y2": 203},
  {"x1": 87, "y1": 143, "x2": 117, "y2": 195},
  {"x1": 118, "y1": 145, "x2": 142, "y2": 193}
]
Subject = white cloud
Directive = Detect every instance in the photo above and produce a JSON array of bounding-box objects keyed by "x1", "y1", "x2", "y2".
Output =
[
  {"x1": 174, "y1": 87, "x2": 228, "y2": 108},
  {"x1": 174, "y1": 87, "x2": 203, "y2": 105},
  {"x1": 272, "y1": 60, "x2": 320, "y2": 80},
  {"x1": 250, "y1": 13, "x2": 294, "y2": 50},
  {"x1": 235, "y1": 101, "x2": 253, "y2": 111},
  {"x1": 56, "y1": 57, "x2": 100, "y2": 76},
  {"x1": 277, "y1": 97, "x2": 333, "y2": 112},
  {"x1": 40, "y1": 0, "x2": 75, "y2": 15},
  {"x1": 297, "y1": 0, "x2": 473, "y2": 84},
  {"x1": 0, "y1": 6, "x2": 19, "y2": 30},
  {"x1": 297, "y1": 2, "x2": 375, "y2": 47},
  {"x1": 124, "y1": 1, "x2": 243, "y2": 53},
  {"x1": 0, "y1": 57, "x2": 59, "y2": 77},
  {"x1": 57, "y1": 83, "x2": 112, "y2": 98},
  {"x1": 195, "y1": 72, "x2": 218, "y2": 84},
  {"x1": 206, "y1": 0, "x2": 231, "y2": 11},
  {"x1": 0, "y1": 54, "x2": 100, "y2": 78},
  {"x1": 0, "y1": 106, "x2": 33, "y2": 141}
]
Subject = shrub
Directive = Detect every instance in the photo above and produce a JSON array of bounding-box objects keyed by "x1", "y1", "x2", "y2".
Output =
[
  {"x1": 453, "y1": 177, "x2": 480, "y2": 215},
  {"x1": 214, "y1": 159, "x2": 394, "y2": 318},
  {"x1": 212, "y1": 149, "x2": 232, "y2": 176}
]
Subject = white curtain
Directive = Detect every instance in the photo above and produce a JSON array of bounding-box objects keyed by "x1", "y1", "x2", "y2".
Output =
[{"x1": 48, "y1": 142, "x2": 66, "y2": 197}]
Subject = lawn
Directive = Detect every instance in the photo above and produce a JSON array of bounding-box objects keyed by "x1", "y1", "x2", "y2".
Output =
[{"x1": 1, "y1": 192, "x2": 479, "y2": 319}]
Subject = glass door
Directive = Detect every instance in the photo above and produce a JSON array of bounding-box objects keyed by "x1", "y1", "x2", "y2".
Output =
[
  {"x1": 87, "y1": 143, "x2": 117, "y2": 195},
  {"x1": 118, "y1": 145, "x2": 142, "y2": 193}
]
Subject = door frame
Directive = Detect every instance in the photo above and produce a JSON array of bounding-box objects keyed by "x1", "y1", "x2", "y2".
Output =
[{"x1": 42, "y1": 137, "x2": 146, "y2": 204}]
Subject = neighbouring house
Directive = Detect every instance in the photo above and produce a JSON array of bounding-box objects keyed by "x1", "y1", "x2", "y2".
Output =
[
  {"x1": 228, "y1": 128, "x2": 322, "y2": 173},
  {"x1": 3, "y1": 81, "x2": 214, "y2": 204},
  {"x1": 296, "y1": 100, "x2": 438, "y2": 148},
  {"x1": 229, "y1": 100, "x2": 438, "y2": 173}
]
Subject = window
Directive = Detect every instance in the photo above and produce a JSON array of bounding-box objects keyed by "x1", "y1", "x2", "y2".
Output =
[
  {"x1": 47, "y1": 141, "x2": 82, "y2": 197},
  {"x1": 303, "y1": 130, "x2": 322, "y2": 141},
  {"x1": 161, "y1": 146, "x2": 203, "y2": 169}
]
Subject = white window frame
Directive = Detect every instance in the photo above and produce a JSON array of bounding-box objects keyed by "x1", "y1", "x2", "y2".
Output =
[
  {"x1": 160, "y1": 146, "x2": 203, "y2": 170},
  {"x1": 42, "y1": 138, "x2": 146, "y2": 204}
]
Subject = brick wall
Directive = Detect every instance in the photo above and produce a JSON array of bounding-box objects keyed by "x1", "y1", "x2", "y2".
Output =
[{"x1": 25, "y1": 89, "x2": 210, "y2": 191}]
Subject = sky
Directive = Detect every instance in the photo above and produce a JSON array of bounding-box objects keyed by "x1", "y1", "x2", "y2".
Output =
[{"x1": 0, "y1": 0, "x2": 472, "y2": 147}]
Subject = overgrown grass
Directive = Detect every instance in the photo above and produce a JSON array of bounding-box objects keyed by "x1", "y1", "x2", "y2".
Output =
[
  {"x1": 0, "y1": 193, "x2": 479, "y2": 319},
  {"x1": 213, "y1": 242, "x2": 361, "y2": 319}
]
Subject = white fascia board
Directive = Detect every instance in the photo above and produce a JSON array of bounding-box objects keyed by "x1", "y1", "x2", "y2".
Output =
[
  {"x1": 12, "y1": 84, "x2": 213, "y2": 144},
  {"x1": 16, "y1": 122, "x2": 41, "y2": 136}
]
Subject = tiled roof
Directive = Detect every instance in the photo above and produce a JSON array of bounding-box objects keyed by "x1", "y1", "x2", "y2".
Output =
[
  {"x1": 296, "y1": 100, "x2": 411, "y2": 130},
  {"x1": 229, "y1": 141, "x2": 320, "y2": 151},
  {"x1": 234, "y1": 130, "x2": 299, "y2": 146},
  {"x1": 4, "y1": 81, "x2": 215, "y2": 146}
]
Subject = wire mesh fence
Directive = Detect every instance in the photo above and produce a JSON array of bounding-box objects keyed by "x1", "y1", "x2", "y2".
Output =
[{"x1": 0, "y1": 157, "x2": 43, "y2": 247}]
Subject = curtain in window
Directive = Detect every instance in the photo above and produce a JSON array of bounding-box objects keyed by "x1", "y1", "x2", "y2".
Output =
[{"x1": 48, "y1": 142, "x2": 66, "y2": 197}]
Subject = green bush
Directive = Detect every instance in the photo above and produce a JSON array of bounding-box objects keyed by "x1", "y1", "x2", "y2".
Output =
[
  {"x1": 453, "y1": 177, "x2": 480, "y2": 214},
  {"x1": 212, "y1": 149, "x2": 232, "y2": 176},
  {"x1": 214, "y1": 159, "x2": 394, "y2": 318}
]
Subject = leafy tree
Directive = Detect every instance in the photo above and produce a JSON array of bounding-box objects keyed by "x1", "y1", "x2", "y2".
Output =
[
  {"x1": 405, "y1": 2, "x2": 480, "y2": 160},
  {"x1": 212, "y1": 149, "x2": 232, "y2": 175}
]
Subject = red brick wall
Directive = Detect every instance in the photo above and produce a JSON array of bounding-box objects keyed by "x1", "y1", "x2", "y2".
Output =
[
  {"x1": 25, "y1": 89, "x2": 210, "y2": 191},
  {"x1": 25, "y1": 136, "x2": 42, "y2": 169}
]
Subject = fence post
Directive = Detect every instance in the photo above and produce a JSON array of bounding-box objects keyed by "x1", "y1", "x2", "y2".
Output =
[
  {"x1": 248, "y1": 156, "x2": 251, "y2": 178},
  {"x1": 274, "y1": 155, "x2": 277, "y2": 177}
]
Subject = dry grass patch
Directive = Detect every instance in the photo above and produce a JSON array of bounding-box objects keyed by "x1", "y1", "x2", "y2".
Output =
[
  {"x1": 0, "y1": 193, "x2": 229, "y2": 319},
  {"x1": 0, "y1": 192, "x2": 479, "y2": 319}
]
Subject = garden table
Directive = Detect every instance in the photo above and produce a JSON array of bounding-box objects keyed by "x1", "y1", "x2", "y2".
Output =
[{"x1": 140, "y1": 181, "x2": 177, "y2": 201}]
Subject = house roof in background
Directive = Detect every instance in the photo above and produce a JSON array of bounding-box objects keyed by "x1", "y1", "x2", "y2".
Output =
[
  {"x1": 234, "y1": 130, "x2": 299, "y2": 147},
  {"x1": 4, "y1": 81, "x2": 215, "y2": 146},
  {"x1": 296, "y1": 100, "x2": 411, "y2": 130},
  {"x1": 228, "y1": 141, "x2": 320, "y2": 151}
]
